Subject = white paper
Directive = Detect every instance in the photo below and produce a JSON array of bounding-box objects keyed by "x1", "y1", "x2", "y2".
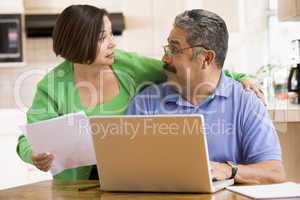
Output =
[
  {"x1": 24, "y1": 112, "x2": 96, "y2": 175},
  {"x1": 226, "y1": 182, "x2": 300, "y2": 199}
]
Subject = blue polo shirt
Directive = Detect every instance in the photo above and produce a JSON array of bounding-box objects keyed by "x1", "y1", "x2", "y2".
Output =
[{"x1": 126, "y1": 71, "x2": 281, "y2": 164}]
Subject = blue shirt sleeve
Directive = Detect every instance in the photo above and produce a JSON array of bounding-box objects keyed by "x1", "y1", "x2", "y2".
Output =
[{"x1": 241, "y1": 92, "x2": 282, "y2": 164}]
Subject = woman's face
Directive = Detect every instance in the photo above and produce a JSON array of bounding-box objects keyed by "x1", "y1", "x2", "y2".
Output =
[{"x1": 93, "y1": 15, "x2": 116, "y2": 66}]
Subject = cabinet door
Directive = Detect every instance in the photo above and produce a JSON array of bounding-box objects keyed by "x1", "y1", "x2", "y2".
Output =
[
  {"x1": 278, "y1": 0, "x2": 300, "y2": 21},
  {"x1": 24, "y1": 0, "x2": 124, "y2": 14},
  {"x1": 24, "y1": 0, "x2": 71, "y2": 13}
]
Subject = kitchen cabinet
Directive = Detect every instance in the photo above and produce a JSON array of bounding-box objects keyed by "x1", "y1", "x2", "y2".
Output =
[
  {"x1": 268, "y1": 101, "x2": 300, "y2": 181},
  {"x1": 278, "y1": 0, "x2": 300, "y2": 21},
  {"x1": 24, "y1": 0, "x2": 123, "y2": 14}
]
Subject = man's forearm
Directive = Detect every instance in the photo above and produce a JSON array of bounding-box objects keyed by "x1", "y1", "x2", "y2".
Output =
[{"x1": 235, "y1": 160, "x2": 286, "y2": 184}]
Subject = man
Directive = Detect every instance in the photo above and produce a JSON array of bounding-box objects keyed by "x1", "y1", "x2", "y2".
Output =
[{"x1": 126, "y1": 9, "x2": 285, "y2": 184}]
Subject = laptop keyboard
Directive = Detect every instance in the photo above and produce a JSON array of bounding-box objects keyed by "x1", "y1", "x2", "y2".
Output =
[{"x1": 213, "y1": 180, "x2": 228, "y2": 186}]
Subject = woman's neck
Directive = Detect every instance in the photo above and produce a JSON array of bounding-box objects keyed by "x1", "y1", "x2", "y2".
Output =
[{"x1": 73, "y1": 63, "x2": 112, "y2": 80}]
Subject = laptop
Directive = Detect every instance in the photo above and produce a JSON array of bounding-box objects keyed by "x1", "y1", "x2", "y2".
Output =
[{"x1": 90, "y1": 114, "x2": 234, "y2": 193}]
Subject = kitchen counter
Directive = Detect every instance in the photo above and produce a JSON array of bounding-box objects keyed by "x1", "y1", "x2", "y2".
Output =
[{"x1": 267, "y1": 100, "x2": 300, "y2": 122}]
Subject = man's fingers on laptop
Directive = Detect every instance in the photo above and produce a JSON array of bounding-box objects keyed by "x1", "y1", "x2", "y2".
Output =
[{"x1": 210, "y1": 161, "x2": 231, "y2": 181}]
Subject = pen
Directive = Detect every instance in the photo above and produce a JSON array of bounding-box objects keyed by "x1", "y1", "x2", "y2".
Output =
[{"x1": 78, "y1": 184, "x2": 100, "y2": 191}]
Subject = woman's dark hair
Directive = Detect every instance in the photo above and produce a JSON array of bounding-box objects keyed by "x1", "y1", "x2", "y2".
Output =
[{"x1": 53, "y1": 5, "x2": 108, "y2": 64}]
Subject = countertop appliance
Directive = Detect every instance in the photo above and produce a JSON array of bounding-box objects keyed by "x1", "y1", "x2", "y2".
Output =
[
  {"x1": 0, "y1": 14, "x2": 23, "y2": 63},
  {"x1": 288, "y1": 39, "x2": 300, "y2": 103}
]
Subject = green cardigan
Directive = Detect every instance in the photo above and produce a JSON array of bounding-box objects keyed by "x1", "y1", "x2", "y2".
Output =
[{"x1": 17, "y1": 49, "x2": 248, "y2": 180}]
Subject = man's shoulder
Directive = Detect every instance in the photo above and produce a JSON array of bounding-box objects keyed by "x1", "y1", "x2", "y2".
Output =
[
  {"x1": 219, "y1": 76, "x2": 265, "y2": 114},
  {"x1": 223, "y1": 75, "x2": 242, "y2": 90},
  {"x1": 223, "y1": 76, "x2": 256, "y2": 99},
  {"x1": 223, "y1": 78, "x2": 265, "y2": 118}
]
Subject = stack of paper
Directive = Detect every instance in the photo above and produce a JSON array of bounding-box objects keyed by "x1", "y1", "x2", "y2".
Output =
[
  {"x1": 226, "y1": 182, "x2": 300, "y2": 199},
  {"x1": 23, "y1": 112, "x2": 96, "y2": 175}
]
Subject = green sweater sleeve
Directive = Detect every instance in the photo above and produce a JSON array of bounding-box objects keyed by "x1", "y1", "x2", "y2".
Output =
[
  {"x1": 16, "y1": 80, "x2": 59, "y2": 165},
  {"x1": 224, "y1": 69, "x2": 249, "y2": 81}
]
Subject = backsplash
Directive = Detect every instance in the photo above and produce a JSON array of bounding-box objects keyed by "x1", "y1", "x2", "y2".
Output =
[
  {"x1": 26, "y1": 38, "x2": 61, "y2": 64},
  {"x1": 0, "y1": 38, "x2": 62, "y2": 109}
]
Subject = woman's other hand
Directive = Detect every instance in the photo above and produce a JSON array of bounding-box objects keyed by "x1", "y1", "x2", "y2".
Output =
[{"x1": 240, "y1": 79, "x2": 267, "y2": 106}]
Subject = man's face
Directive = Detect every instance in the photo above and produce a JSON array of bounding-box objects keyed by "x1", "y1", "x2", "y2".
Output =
[{"x1": 162, "y1": 26, "x2": 206, "y2": 95}]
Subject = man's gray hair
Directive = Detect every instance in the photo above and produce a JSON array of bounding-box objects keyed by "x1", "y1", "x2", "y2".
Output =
[{"x1": 174, "y1": 9, "x2": 228, "y2": 68}]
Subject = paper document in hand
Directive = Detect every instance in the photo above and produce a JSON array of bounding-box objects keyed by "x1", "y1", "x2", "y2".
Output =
[
  {"x1": 25, "y1": 112, "x2": 96, "y2": 175},
  {"x1": 226, "y1": 182, "x2": 300, "y2": 199}
]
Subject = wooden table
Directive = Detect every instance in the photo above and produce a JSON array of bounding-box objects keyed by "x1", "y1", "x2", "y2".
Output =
[
  {"x1": 0, "y1": 180, "x2": 263, "y2": 200},
  {"x1": 2, "y1": 180, "x2": 300, "y2": 200}
]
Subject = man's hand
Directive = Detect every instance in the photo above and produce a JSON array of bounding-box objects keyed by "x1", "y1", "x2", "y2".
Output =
[
  {"x1": 210, "y1": 161, "x2": 232, "y2": 181},
  {"x1": 240, "y1": 79, "x2": 266, "y2": 105},
  {"x1": 31, "y1": 152, "x2": 54, "y2": 172}
]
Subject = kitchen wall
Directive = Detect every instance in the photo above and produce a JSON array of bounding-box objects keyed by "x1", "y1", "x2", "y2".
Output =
[{"x1": 0, "y1": 0, "x2": 269, "y2": 109}]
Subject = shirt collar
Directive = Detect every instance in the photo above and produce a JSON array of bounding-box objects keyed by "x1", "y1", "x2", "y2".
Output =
[
  {"x1": 214, "y1": 71, "x2": 232, "y2": 98},
  {"x1": 164, "y1": 71, "x2": 232, "y2": 106},
  {"x1": 163, "y1": 85, "x2": 180, "y2": 103}
]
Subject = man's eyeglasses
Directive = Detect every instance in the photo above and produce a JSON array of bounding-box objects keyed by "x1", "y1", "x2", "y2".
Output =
[{"x1": 163, "y1": 44, "x2": 208, "y2": 56}]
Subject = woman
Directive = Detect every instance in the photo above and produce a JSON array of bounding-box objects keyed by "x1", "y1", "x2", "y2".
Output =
[{"x1": 17, "y1": 5, "x2": 261, "y2": 180}]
